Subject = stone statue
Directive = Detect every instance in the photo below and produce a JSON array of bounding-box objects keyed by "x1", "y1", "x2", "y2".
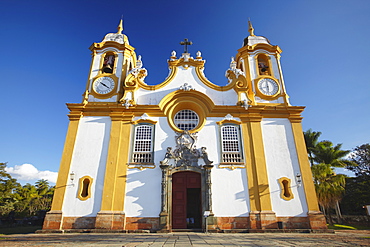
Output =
[{"x1": 160, "y1": 147, "x2": 174, "y2": 166}]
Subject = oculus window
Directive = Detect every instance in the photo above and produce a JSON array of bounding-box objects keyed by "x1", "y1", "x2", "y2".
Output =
[{"x1": 174, "y1": 109, "x2": 199, "y2": 131}]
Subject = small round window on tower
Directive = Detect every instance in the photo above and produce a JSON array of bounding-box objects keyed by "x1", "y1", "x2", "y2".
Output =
[{"x1": 174, "y1": 109, "x2": 199, "y2": 131}]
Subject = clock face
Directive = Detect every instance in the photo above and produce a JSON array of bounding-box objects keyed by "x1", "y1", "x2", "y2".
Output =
[
  {"x1": 93, "y1": 77, "x2": 115, "y2": 95},
  {"x1": 257, "y1": 78, "x2": 279, "y2": 96}
]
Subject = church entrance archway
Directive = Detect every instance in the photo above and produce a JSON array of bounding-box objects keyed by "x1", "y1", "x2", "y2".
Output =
[{"x1": 172, "y1": 171, "x2": 202, "y2": 229}]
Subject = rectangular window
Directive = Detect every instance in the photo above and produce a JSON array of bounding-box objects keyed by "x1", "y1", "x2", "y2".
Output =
[
  {"x1": 221, "y1": 125, "x2": 243, "y2": 163},
  {"x1": 132, "y1": 124, "x2": 154, "y2": 163}
]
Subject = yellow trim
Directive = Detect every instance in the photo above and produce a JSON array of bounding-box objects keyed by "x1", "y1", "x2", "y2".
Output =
[
  {"x1": 289, "y1": 120, "x2": 320, "y2": 212},
  {"x1": 216, "y1": 119, "x2": 242, "y2": 126},
  {"x1": 99, "y1": 113, "x2": 133, "y2": 212},
  {"x1": 218, "y1": 163, "x2": 246, "y2": 170},
  {"x1": 239, "y1": 43, "x2": 283, "y2": 54},
  {"x1": 77, "y1": 176, "x2": 93, "y2": 201},
  {"x1": 66, "y1": 103, "x2": 305, "y2": 120},
  {"x1": 127, "y1": 163, "x2": 156, "y2": 170},
  {"x1": 50, "y1": 114, "x2": 81, "y2": 211},
  {"x1": 131, "y1": 119, "x2": 157, "y2": 125},
  {"x1": 159, "y1": 90, "x2": 215, "y2": 133},
  {"x1": 278, "y1": 177, "x2": 294, "y2": 201},
  {"x1": 89, "y1": 41, "x2": 135, "y2": 53}
]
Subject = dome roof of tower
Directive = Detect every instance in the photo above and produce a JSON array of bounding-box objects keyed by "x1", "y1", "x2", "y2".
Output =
[
  {"x1": 243, "y1": 35, "x2": 271, "y2": 47},
  {"x1": 102, "y1": 33, "x2": 129, "y2": 45}
]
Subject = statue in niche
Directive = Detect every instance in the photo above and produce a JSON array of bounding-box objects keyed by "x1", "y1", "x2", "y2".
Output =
[{"x1": 103, "y1": 54, "x2": 115, "y2": 73}]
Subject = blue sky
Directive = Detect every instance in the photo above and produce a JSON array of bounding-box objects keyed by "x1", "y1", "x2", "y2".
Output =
[{"x1": 1, "y1": 0, "x2": 369, "y2": 184}]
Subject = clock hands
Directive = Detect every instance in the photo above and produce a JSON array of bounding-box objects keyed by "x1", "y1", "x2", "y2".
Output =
[{"x1": 100, "y1": 82, "x2": 109, "y2": 88}]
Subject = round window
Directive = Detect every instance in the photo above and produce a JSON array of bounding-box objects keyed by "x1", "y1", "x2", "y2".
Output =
[{"x1": 174, "y1": 109, "x2": 199, "y2": 131}]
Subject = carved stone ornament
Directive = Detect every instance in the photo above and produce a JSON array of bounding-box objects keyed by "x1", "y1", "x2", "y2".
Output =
[
  {"x1": 159, "y1": 131, "x2": 213, "y2": 168},
  {"x1": 225, "y1": 57, "x2": 245, "y2": 82},
  {"x1": 129, "y1": 55, "x2": 148, "y2": 81},
  {"x1": 179, "y1": 83, "x2": 194, "y2": 91},
  {"x1": 122, "y1": 98, "x2": 133, "y2": 109}
]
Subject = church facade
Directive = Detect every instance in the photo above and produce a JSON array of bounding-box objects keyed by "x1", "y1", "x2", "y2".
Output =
[{"x1": 43, "y1": 20, "x2": 327, "y2": 232}]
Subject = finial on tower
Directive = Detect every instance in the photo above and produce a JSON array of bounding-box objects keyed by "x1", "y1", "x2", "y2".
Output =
[
  {"x1": 248, "y1": 18, "x2": 255, "y2": 36},
  {"x1": 117, "y1": 18, "x2": 124, "y2": 34}
]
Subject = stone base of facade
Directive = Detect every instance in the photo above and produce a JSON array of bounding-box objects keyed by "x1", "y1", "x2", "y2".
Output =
[
  {"x1": 62, "y1": 217, "x2": 96, "y2": 229},
  {"x1": 249, "y1": 211, "x2": 278, "y2": 229},
  {"x1": 125, "y1": 217, "x2": 160, "y2": 231},
  {"x1": 307, "y1": 211, "x2": 328, "y2": 229},
  {"x1": 95, "y1": 211, "x2": 125, "y2": 230},
  {"x1": 207, "y1": 216, "x2": 250, "y2": 230},
  {"x1": 42, "y1": 214, "x2": 327, "y2": 231},
  {"x1": 42, "y1": 210, "x2": 63, "y2": 230}
]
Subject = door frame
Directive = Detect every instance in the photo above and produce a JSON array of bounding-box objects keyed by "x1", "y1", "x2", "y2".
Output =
[{"x1": 159, "y1": 165, "x2": 214, "y2": 232}]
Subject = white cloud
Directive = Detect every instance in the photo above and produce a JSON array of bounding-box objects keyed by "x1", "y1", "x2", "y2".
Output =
[{"x1": 5, "y1": 164, "x2": 58, "y2": 184}]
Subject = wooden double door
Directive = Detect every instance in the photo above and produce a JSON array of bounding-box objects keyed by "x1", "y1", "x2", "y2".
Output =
[{"x1": 172, "y1": 171, "x2": 202, "y2": 229}]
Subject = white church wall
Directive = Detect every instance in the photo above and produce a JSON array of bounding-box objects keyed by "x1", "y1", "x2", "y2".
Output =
[
  {"x1": 202, "y1": 118, "x2": 250, "y2": 217},
  {"x1": 261, "y1": 118, "x2": 308, "y2": 217},
  {"x1": 124, "y1": 117, "x2": 172, "y2": 217},
  {"x1": 124, "y1": 168, "x2": 162, "y2": 217},
  {"x1": 136, "y1": 66, "x2": 238, "y2": 106},
  {"x1": 62, "y1": 116, "x2": 111, "y2": 217}
]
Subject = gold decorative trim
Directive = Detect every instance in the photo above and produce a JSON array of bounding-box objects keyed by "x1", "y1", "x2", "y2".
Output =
[
  {"x1": 216, "y1": 119, "x2": 242, "y2": 126},
  {"x1": 159, "y1": 90, "x2": 215, "y2": 133},
  {"x1": 278, "y1": 177, "x2": 294, "y2": 201},
  {"x1": 127, "y1": 163, "x2": 156, "y2": 170},
  {"x1": 89, "y1": 41, "x2": 135, "y2": 53},
  {"x1": 131, "y1": 119, "x2": 157, "y2": 125},
  {"x1": 77, "y1": 176, "x2": 93, "y2": 201},
  {"x1": 218, "y1": 163, "x2": 246, "y2": 170}
]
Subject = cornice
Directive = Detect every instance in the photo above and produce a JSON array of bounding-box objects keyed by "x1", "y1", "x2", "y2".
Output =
[
  {"x1": 89, "y1": 41, "x2": 135, "y2": 52},
  {"x1": 66, "y1": 103, "x2": 305, "y2": 121}
]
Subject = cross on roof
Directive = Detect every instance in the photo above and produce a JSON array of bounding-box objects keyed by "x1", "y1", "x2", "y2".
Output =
[{"x1": 180, "y1": 38, "x2": 193, "y2": 53}]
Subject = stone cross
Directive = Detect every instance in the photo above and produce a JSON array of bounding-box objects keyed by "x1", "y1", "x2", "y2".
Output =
[{"x1": 180, "y1": 38, "x2": 193, "y2": 53}]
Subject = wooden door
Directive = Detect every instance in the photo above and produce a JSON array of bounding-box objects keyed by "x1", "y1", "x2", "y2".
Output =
[{"x1": 172, "y1": 172, "x2": 201, "y2": 229}]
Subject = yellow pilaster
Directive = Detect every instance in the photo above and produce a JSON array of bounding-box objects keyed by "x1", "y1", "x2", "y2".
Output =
[
  {"x1": 96, "y1": 112, "x2": 133, "y2": 229},
  {"x1": 241, "y1": 115, "x2": 273, "y2": 212},
  {"x1": 289, "y1": 117, "x2": 320, "y2": 212},
  {"x1": 50, "y1": 112, "x2": 81, "y2": 211},
  {"x1": 43, "y1": 111, "x2": 81, "y2": 230},
  {"x1": 101, "y1": 112, "x2": 133, "y2": 211}
]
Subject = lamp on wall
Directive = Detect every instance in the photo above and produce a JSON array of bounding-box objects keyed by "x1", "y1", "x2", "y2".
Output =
[
  {"x1": 70, "y1": 171, "x2": 75, "y2": 185},
  {"x1": 296, "y1": 173, "x2": 302, "y2": 187}
]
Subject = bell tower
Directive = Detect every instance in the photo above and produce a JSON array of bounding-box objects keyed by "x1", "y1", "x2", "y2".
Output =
[
  {"x1": 84, "y1": 20, "x2": 140, "y2": 103},
  {"x1": 233, "y1": 21, "x2": 290, "y2": 106}
]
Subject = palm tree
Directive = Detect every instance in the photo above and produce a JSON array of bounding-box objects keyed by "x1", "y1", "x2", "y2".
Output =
[
  {"x1": 311, "y1": 140, "x2": 355, "y2": 225},
  {"x1": 303, "y1": 129, "x2": 322, "y2": 166}
]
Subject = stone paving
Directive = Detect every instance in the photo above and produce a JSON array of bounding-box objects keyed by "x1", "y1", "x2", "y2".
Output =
[{"x1": 0, "y1": 231, "x2": 369, "y2": 246}]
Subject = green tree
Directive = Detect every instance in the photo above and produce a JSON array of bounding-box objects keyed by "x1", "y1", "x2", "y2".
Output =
[
  {"x1": 340, "y1": 144, "x2": 370, "y2": 215},
  {"x1": 303, "y1": 129, "x2": 322, "y2": 166},
  {"x1": 341, "y1": 176, "x2": 370, "y2": 215},
  {"x1": 347, "y1": 143, "x2": 370, "y2": 177},
  {"x1": 0, "y1": 162, "x2": 20, "y2": 217},
  {"x1": 311, "y1": 141, "x2": 356, "y2": 224}
]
